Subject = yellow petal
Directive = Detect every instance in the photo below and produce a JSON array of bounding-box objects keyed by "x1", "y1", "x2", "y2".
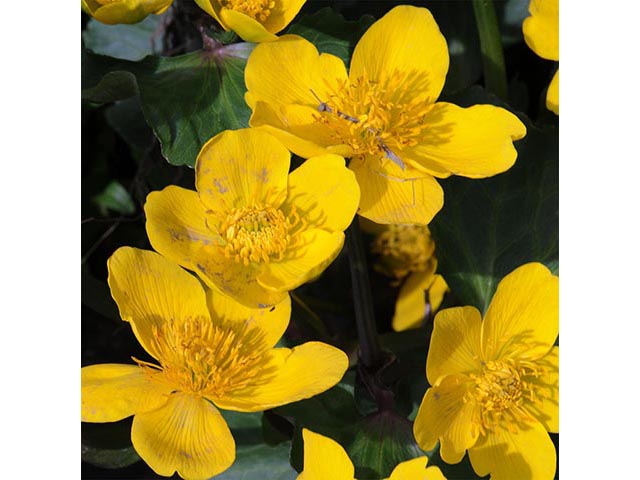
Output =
[
  {"x1": 144, "y1": 185, "x2": 219, "y2": 276},
  {"x1": 193, "y1": 0, "x2": 221, "y2": 23},
  {"x1": 349, "y1": 157, "x2": 444, "y2": 224},
  {"x1": 350, "y1": 5, "x2": 449, "y2": 104},
  {"x1": 392, "y1": 269, "x2": 436, "y2": 332},
  {"x1": 91, "y1": 0, "x2": 171, "y2": 24},
  {"x1": 427, "y1": 306, "x2": 483, "y2": 385},
  {"x1": 212, "y1": 342, "x2": 348, "y2": 412},
  {"x1": 82, "y1": 0, "x2": 99, "y2": 15},
  {"x1": 205, "y1": 287, "x2": 291, "y2": 348},
  {"x1": 298, "y1": 429, "x2": 355, "y2": 480},
  {"x1": 468, "y1": 420, "x2": 556, "y2": 480},
  {"x1": 413, "y1": 374, "x2": 479, "y2": 463},
  {"x1": 388, "y1": 457, "x2": 447, "y2": 480},
  {"x1": 262, "y1": 0, "x2": 307, "y2": 34},
  {"x1": 196, "y1": 129, "x2": 290, "y2": 215},
  {"x1": 482, "y1": 263, "x2": 559, "y2": 361},
  {"x1": 107, "y1": 247, "x2": 211, "y2": 360},
  {"x1": 281, "y1": 154, "x2": 360, "y2": 232},
  {"x1": 522, "y1": 0, "x2": 559, "y2": 61},
  {"x1": 194, "y1": 252, "x2": 288, "y2": 308},
  {"x1": 258, "y1": 230, "x2": 345, "y2": 292},
  {"x1": 219, "y1": 8, "x2": 278, "y2": 43},
  {"x1": 245, "y1": 34, "x2": 348, "y2": 110},
  {"x1": 132, "y1": 393, "x2": 235, "y2": 480},
  {"x1": 248, "y1": 101, "x2": 352, "y2": 158},
  {"x1": 429, "y1": 275, "x2": 449, "y2": 313},
  {"x1": 546, "y1": 69, "x2": 559, "y2": 115},
  {"x1": 526, "y1": 347, "x2": 559, "y2": 433},
  {"x1": 405, "y1": 103, "x2": 526, "y2": 179},
  {"x1": 81, "y1": 364, "x2": 172, "y2": 423}
]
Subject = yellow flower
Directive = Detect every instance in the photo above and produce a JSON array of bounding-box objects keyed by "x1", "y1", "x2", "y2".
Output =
[
  {"x1": 366, "y1": 221, "x2": 448, "y2": 331},
  {"x1": 413, "y1": 263, "x2": 559, "y2": 480},
  {"x1": 194, "y1": 0, "x2": 306, "y2": 43},
  {"x1": 144, "y1": 128, "x2": 360, "y2": 308},
  {"x1": 81, "y1": 247, "x2": 348, "y2": 480},
  {"x1": 523, "y1": 0, "x2": 559, "y2": 114},
  {"x1": 298, "y1": 429, "x2": 446, "y2": 480},
  {"x1": 244, "y1": 5, "x2": 526, "y2": 225},
  {"x1": 81, "y1": 0, "x2": 172, "y2": 25}
]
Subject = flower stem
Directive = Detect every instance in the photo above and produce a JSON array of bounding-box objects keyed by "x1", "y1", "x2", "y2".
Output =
[
  {"x1": 472, "y1": 0, "x2": 508, "y2": 101},
  {"x1": 346, "y1": 218, "x2": 383, "y2": 369}
]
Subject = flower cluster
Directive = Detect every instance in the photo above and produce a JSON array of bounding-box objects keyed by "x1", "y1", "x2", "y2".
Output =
[{"x1": 81, "y1": 3, "x2": 558, "y2": 480}]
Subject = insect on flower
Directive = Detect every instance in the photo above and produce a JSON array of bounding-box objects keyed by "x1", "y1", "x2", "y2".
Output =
[
  {"x1": 245, "y1": 5, "x2": 526, "y2": 224},
  {"x1": 310, "y1": 89, "x2": 406, "y2": 170}
]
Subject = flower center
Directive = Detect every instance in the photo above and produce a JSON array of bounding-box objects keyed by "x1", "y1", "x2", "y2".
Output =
[
  {"x1": 371, "y1": 225, "x2": 435, "y2": 280},
  {"x1": 138, "y1": 317, "x2": 274, "y2": 397},
  {"x1": 468, "y1": 360, "x2": 540, "y2": 434},
  {"x1": 220, "y1": 0, "x2": 276, "y2": 22},
  {"x1": 313, "y1": 71, "x2": 434, "y2": 169},
  {"x1": 216, "y1": 204, "x2": 302, "y2": 265}
]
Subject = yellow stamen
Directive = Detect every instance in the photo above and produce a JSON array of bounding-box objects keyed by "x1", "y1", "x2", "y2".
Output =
[
  {"x1": 216, "y1": 203, "x2": 304, "y2": 266},
  {"x1": 220, "y1": 0, "x2": 276, "y2": 22},
  {"x1": 371, "y1": 224, "x2": 435, "y2": 280},
  {"x1": 314, "y1": 71, "x2": 434, "y2": 168},
  {"x1": 466, "y1": 359, "x2": 540, "y2": 435},
  {"x1": 136, "y1": 317, "x2": 274, "y2": 397}
]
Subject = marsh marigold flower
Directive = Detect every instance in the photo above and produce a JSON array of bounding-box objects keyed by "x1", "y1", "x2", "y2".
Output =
[
  {"x1": 523, "y1": 0, "x2": 559, "y2": 114},
  {"x1": 413, "y1": 263, "x2": 559, "y2": 480},
  {"x1": 81, "y1": 248, "x2": 348, "y2": 480},
  {"x1": 244, "y1": 5, "x2": 526, "y2": 224},
  {"x1": 367, "y1": 222, "x2": 448, "y2": 331},
  {"x1": 145, "y1": 128, "x2": 359, "y2": 308},
  {"x1": 298, "y1": 429, "x2": 446, "y2": 480},
  {"x1": 194, "y1": 0, "x2": 306, "y2": 43},
  {"x1": 81, "y1": 0, "x2": 172, "y2": 25}
]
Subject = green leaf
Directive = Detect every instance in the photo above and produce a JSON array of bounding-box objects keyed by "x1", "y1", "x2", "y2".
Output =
[
  {"x1": 217, "y1": 410, "x2": 295, "y2": 479},
  {"x1": 215, "y1": 443, "x2": 296, "y2": 480},
  {"x1": 347, "y1": 411, "x2": 424, "y2": 480},
  {"x1": 286, "y1": 7, "x2": 374, "y2": 65},
  {"x1": 82, "y1": 44, "x2": 253, "y2": 166},
  {"x1": 104, "y1": 97, "x2": 155, "y2": 156},
  {"x1": 82, "y1": 70, "x2": 139, "y2": 104},
  {"x1": 83, "y1": 16, "x2": 163, "y2": 61},
  {"x1": 92, "y1": 180, "x2": 136, "y2": 216},
  {"x1": 220, "y1": 410, "x2": 264, "y2": 447},
  {"x1": 81, "y1": 419, "x2": 141, "y2": 469},
  {"x1": 431, "y1": 86, "x2": 558, "y2": 314},
  {"x1": 274, "y1": 381, "x2": 361, "y2": 472}
]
